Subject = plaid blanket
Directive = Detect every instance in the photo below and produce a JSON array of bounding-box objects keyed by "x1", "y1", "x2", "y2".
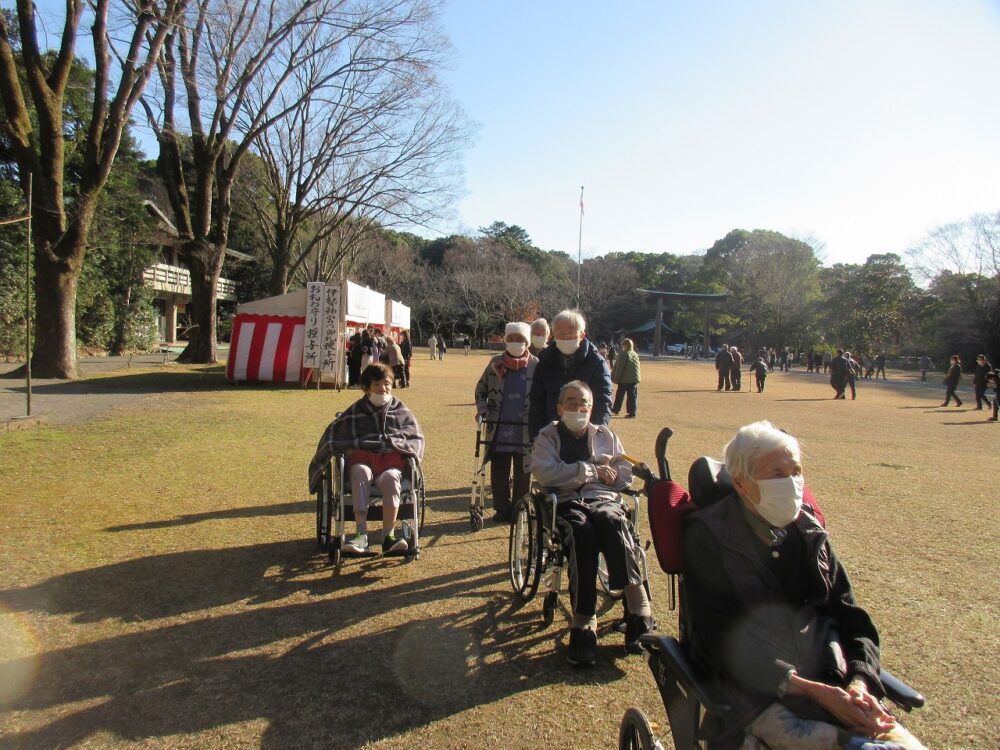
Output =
[{"x1": 308, "y1": 396, "x2": 425, "y2": 494}]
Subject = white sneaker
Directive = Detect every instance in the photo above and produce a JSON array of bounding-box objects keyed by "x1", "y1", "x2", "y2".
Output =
[{"x1": 343, "y1": 533, "x2": 368, "y2": 554}]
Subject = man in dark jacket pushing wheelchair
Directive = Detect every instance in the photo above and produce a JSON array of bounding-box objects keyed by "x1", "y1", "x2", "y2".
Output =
[{"x1": 682, "y1": 421, "x2": 925, "y2": 749}]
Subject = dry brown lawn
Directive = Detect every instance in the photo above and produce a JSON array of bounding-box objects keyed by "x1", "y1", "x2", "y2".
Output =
[{"x1": 0, "y1": 352, "x2": 996, "y2": 749}]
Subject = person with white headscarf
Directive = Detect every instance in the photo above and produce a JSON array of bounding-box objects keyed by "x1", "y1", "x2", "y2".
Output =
[{"x1": 474, "y1": 322, "x2": 538, "y2": 522}]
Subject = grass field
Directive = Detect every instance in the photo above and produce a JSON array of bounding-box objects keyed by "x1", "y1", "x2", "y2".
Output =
[{"x1": 0, "y1": 351, "x2": 997, "y2": 749}]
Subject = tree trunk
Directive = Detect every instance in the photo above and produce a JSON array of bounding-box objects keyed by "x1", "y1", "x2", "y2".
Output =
[
  {"x1": 269, "y1": 250, "x2": 290, "y2": 296},
  {"x1": 30, "y1": 253, "x2": 80, "y2": 379},
  {"x1": 176, "y1": 249, "x2": 220, "y2": 364}
]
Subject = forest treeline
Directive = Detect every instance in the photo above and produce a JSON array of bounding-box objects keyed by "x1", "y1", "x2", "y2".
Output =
[{"x1": 1, "y1": 4, "x2": 997, "y2": 373}]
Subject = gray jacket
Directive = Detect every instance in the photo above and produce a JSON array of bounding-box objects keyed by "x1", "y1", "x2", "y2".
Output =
[{"x1": 531, "y1": 421, "x2": 632, "y2": 502}]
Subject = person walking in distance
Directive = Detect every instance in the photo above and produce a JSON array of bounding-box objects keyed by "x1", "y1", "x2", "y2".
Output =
[
  {"x1": 972, "y1": 354, "x2": 993, "y2": 410},
  {"x1": 716, "y1": 344, "x2": 734, "y2": 391},
  {"x1": 987, "y1": 366, "x2": 999, "y2": 422},
  {"x1": 749, "y1": 355, "x2": 768, "y2": 393},
  {"x1": 437, "y1": 335, "x2": 447, "y2": 361},
  {"x1": 875, "y1": 351, "x2": 887, "y2": 380},
  {"x1": 918, "y1": 354, "x2": 931, "y2": 382},
  {"x1": 610, "y1": 338, "x2": 641, "y2": 418},
  {"x1": 428, "y1": 333, "x2": 437, "y2": 360},
  {"x1": 829, "y1": 349, "x2": 850, "y2": 400},
  {"x1": 941, "y1": 354, "x2": 963, "y2": 407},
  {"x1": 844, "y1": 351, "x2": 860, "y2": 400},
  {"x1": 729, "y1": 346, "x2": 743, "y2": 391}
]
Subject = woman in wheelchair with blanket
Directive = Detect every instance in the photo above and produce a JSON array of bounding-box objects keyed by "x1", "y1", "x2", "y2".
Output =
[
  {"x1": 682, "y1": 421, "x2": 925, "y2": 749},
  {"x1": 531, "y1": 380, "x2": 655, "y2": 668},
  {"x1": 308, "y1": 363, "x2": 424, "y2": 556}
]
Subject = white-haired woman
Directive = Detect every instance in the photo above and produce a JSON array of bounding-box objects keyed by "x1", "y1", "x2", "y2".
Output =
[
  {"x1": 681, "y1": 421, "x2": 925, "y2": 750},
  {"x1": 474, "y1": 322, "x2": 538, "y2": 522}
]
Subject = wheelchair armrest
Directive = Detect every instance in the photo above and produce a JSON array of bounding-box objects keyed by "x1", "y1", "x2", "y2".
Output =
[
  {"x1": 641, "y1": 634, "x2": 733, "y2": 716},
  {"x1": 880, "y1": 668, "x2": 925, "y2": 711}
]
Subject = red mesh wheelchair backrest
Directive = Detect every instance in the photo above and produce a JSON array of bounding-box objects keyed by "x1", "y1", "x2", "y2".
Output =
[{"x1": 646, "y1": 478, "x2": 697, "y2": 575}]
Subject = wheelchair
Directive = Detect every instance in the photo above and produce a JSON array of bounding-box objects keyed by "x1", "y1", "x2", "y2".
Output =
[
  {"x1": 618, "y1": 427, "x2": 925, "y2": 750},
  {"x1": 507, "y1": 481, "x2": 649, "y2": 627},
  {"x1": 470, "y1": 417, "x2": 532, "y2": 532},
  {"x1": 315, "y1": 444, "x2": 426, "y2": 572}
]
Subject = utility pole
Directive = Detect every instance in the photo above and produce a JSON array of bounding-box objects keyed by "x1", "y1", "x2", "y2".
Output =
[{"x1": 576, "y1": 185, "x2": 584, "y2": 309}]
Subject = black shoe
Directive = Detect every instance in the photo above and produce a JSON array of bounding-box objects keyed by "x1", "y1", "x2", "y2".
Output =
[
  {"x1": 610, "y1": 410, "x2": 620, "y2": 416},
  {"x1": 566, "y1": 627, "x2": 597, "y2": 667},
  {"x1": 382, "y1": 534, "x2": 408, "y2": 555},
  {"x1": 955, "y1": 401, "x2": 963, "y2": 407},
  {"x1": 939, "y1": 403, "x2": 948, "y2": 407},
  {"x1": 625, "y1": 414, "x2": 636, "y2": 419},
  {"x1": 988, "y1": 417, "x2": 998, "y2": 422},
  {"x1": 624, "y1": 614, "x2": 656, "y2": 655},
  {"x1": 491, "y1": 511, "x2": 511, "y2": 524}
]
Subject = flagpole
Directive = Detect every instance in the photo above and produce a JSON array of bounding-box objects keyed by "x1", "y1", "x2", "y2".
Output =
[{"x1": 576, "y1": 185, "x2": 584, "y2": 309}]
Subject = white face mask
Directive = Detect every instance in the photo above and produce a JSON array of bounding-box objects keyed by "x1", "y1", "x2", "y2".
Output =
[
  {"x1": 531, "y1": 335, "x2": 548, "y2": 350},
  {"x1": 555, "y1": 338, "x2": 581, "y2": 356},
  {"x1": 368, "y1": 392, "x2": 391, "y2": 407},
  {"x1": 753, "y1": 475, "x2": 804, "y2": 528},
  {"x1": 561, "y1": 411, "x2": 590, "y2": 433},
  {"x1": 506, "y1": 342, "x2": 527, "y2": 357}
]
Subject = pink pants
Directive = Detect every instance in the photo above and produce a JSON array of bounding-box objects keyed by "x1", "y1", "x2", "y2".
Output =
[{"x1": 349, "y1": 464, "x2": 402, "y2": 514}]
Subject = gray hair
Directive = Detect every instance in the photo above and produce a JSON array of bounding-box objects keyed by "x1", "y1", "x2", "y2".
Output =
[
  {"x1": 553, "y1": 309, "x2": 586, "y2": 334},
  {"x1": 558, "y1": 379, "x2": 592, "y2": 404},
  {"x1": 724, "y1": 421, "x2": 801, "y2": 484},
  {"x1": 531, "y1": 318, "x2": 550, "y2": 334}
]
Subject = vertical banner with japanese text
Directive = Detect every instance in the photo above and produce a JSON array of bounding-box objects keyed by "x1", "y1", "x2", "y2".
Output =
[
  {"x1": 320, "y1": 284, "x2": 341, "y2": 375},
  {"x1": 304, "y1": 282, "x2": 325, "y2": 369}
]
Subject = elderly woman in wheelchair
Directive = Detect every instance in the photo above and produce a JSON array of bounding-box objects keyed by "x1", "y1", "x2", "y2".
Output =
[
  {"x1": 677, "y1": 421, "x2": 925, "y2": 750},
  {"x1": 308, "y1": 363, "x2": 425, "y2": 558},
  {"x1": 531, "y1": 379, "x2": 655, "y2": 667}
]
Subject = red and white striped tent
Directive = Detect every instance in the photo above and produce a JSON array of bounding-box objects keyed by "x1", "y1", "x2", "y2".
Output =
[
  {"x1": 227, "y1": 282, "x2": 410, "y2": 385},
  {"x1": 226, "y1": 290, "x2": 307, "y2": 383}
]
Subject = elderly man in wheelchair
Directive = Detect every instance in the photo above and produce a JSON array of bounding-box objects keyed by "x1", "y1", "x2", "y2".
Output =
[
  {"x1": 679, "y1": 421, "x2": 925, "y2": 750},
  {"x1": 308, "y1": 363, "x2": 425, "y2": 557},
  {"x1": 531, "y1": 379, "x2": 655, "y2": 667}
]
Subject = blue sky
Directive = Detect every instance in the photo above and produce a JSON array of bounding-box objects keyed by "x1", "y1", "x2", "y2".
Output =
[{"x1": 437, "y1": 0, "x2": 1000, "y2": 265}]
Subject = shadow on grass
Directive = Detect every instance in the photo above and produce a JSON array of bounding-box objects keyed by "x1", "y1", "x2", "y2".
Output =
[
  {"x1": 3, "y1": 367, "x2": 232, "y2": 396},
  {"x1": 940, "y1": 421, "x2": 996, "y2": 427},
  {"x1": 0, "y1": 546, "x2": 627, "y2": 749},
  {"x1": 101, "y1": 488, "x2": 469, "y2": 535},
  {"x1": 104, "y1": 500, "x2": 310, "y2": 532}
]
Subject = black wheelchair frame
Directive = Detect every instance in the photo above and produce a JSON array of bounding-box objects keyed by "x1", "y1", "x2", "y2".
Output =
[
  {"x1": 315, "y1": 451, "x2": 425, "y2": 572},
  {"x1": 470, "y1": 417, "x2": 532, "y2": 531},
  {"x1": 618, "y1": 427, "x2": 926, "y2": 750},
  {"x1": 507, "y1": 486, "x2": 648, "y2": 626}
]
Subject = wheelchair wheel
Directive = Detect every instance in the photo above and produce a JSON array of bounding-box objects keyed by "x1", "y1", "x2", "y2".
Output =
[
  {"x1": 470, "y1": 506, "x2": 484, "y2": 532},
  {"x1": 618, "y1": 707, "x2": 658, "y2": 750},
  {"x1": 316, "y1": 465, "x2": 333, "y2": 551},
  {"x1": 508, "y1": 494, "x2": 542, "y2": 601},
  {"x1": 597, "y1": 551, "x2": 624, "y2": 600}
]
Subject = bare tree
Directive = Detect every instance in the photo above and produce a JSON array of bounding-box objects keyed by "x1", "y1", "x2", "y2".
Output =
[
  {"x1": 140, "y1": 0, "x2": 335, "y2": 363},
  {"x1": 240, "y1": 0, "x2": 469, "y2": 296},
  {"x1": 908, "y1": 211, "x2": 1000, "y2": 358},
  {"x1": 0, "y1": 0, "x2": 186, "y2": 378}
]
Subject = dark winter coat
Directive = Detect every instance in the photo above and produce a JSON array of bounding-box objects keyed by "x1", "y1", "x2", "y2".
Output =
[
  {"x1": 944, "y1": 362, "x2": 962, "y2": 388},
  {"x1": 528, "y1": 339, "x2": 612, "y2": 438},
  {"x1": 682, "y1": 494, "x2": 883, "y2": 736}
]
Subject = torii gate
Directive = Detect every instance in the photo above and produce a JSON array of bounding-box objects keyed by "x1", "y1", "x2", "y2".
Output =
[{"x1": 636, "y1": 289, "x2": 730, "y2": 358}]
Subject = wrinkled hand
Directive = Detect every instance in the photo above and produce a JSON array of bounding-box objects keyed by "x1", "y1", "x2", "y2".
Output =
[
  {"x1": 790, "y1": 675, "x2": 895, "y2": 738},
  {"x1": 816, "y1": 683, "x2": 895, "y2": 737},
  {"x1": 848, "y1": 677, "x2": 897, "y2": 731},
  {"x1": 596, "y1": 465, "x2": 618, "y2": 485}
]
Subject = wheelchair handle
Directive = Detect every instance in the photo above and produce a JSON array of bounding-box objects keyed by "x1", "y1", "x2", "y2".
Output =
[{"x1": 654, "y1": 427, "x2": 674, "y2": 481}]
